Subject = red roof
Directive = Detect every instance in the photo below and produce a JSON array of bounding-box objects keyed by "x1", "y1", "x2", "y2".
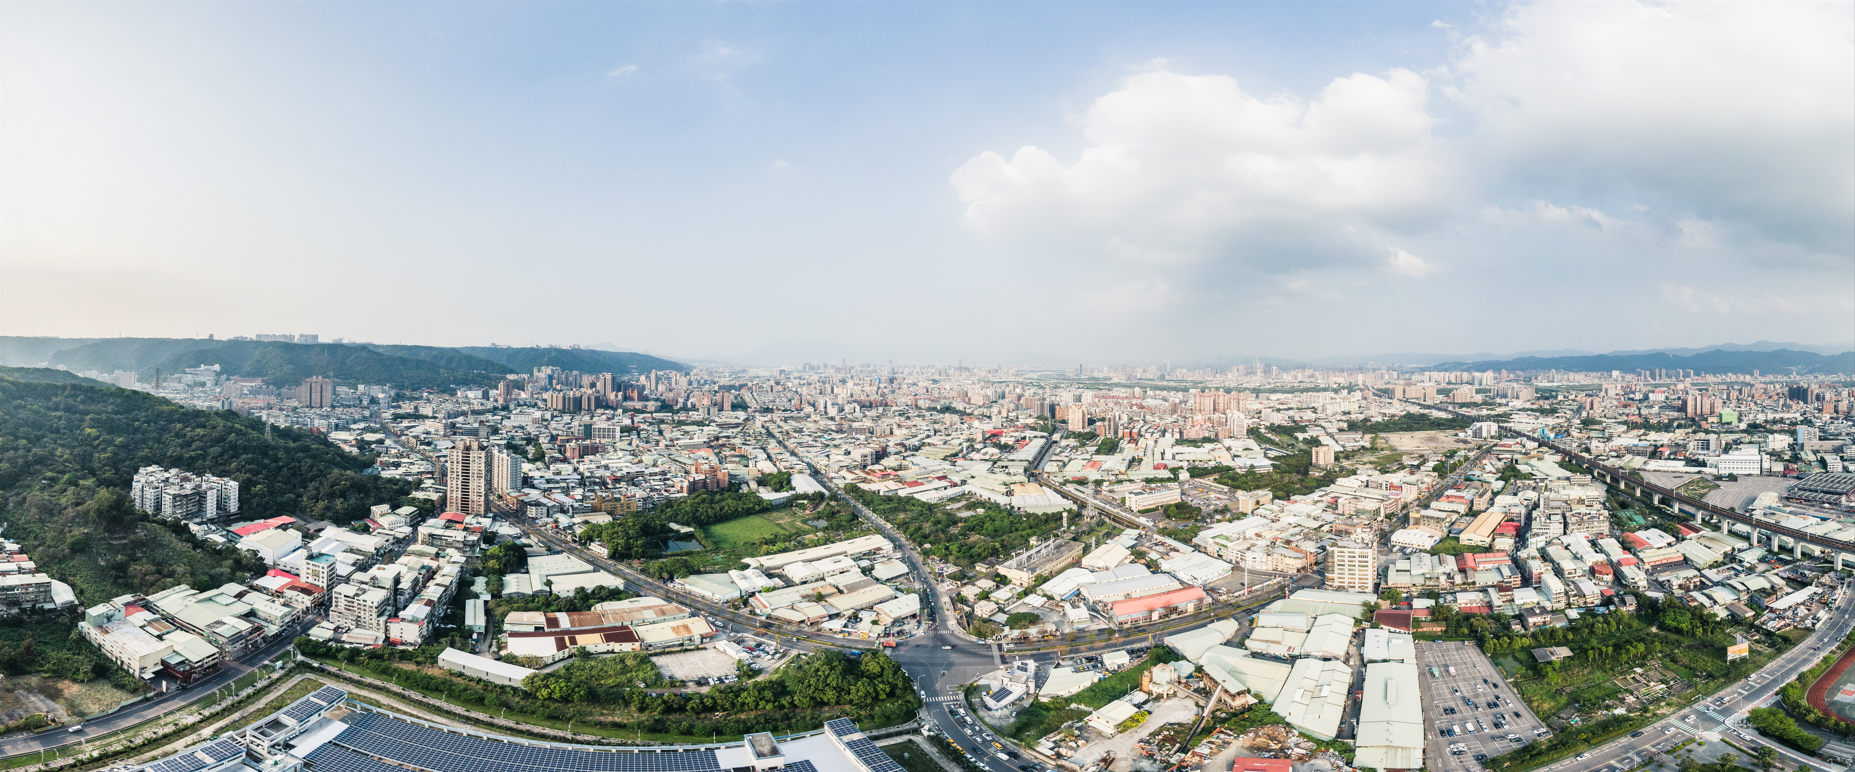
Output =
[
  {"x1": 1677, "y1": 523, "x2": 1702, "y2": 536},
  {"x1": 1623, "y1": 533, "x2": 1649, "y2": 549},
  {"x1": 1373, "y1": 610, "x2": 1415, "y2": 632},
  {"x1": 231, "y1": 516, "x2": 297, "y2": 537},
  {"x1": 1111, "y1": 587, "x2": 1209, "y2": 616},
  {"x1": 439, "y1": 511, "x2": 467, "y2": 523},
  {"x1": 1233, "y1": 761, "x2": 1293, "y2": 772},
  {"x1": 266, "y1": 569, "x2": 300, "y2": 581}
]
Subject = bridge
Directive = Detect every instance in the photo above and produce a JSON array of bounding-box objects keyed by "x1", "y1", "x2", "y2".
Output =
[{"x1": 1391, "y1": 396, "x2": 1855, "y2": 569}]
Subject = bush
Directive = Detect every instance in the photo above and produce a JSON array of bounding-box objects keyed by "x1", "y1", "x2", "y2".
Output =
[{"x1": 1748, "y1": 707, "x2": 1825, "y2": 754}]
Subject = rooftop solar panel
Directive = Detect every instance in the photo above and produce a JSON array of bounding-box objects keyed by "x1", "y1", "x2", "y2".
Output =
[
  {"x1": 281, "y1": 696, "x2": 330, "y2": 724},
  {"x1": 309, "y1": 686, "x2": 349, "y2": 704},
  {"x1": 306, "y1": 744, "x2": 415, "y2": 772},
  {"x1": 335, "y1": 711, "x2": 723, "y2": 772},
  {"x1": 199, "y1": 739, "x2": 245, "y2": 763}
]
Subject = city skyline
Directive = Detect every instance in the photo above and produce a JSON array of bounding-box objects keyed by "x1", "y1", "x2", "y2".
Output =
[{"x1": 3, "y1": 1, "x2": 1852, "y2": 363}]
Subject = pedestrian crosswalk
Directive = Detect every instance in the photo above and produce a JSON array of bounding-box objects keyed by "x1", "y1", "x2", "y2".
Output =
[{"x1": 927, "y1": 696, "x2": 963, "y2": 704}]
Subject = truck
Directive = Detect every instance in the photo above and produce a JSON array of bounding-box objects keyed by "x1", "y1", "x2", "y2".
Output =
[
  {"x1": 1448, "y1": 666, "x2": 1457, "y2": 676},
  {"x1": 881, "y1": 641, "x2": 897, "y2": 649}
]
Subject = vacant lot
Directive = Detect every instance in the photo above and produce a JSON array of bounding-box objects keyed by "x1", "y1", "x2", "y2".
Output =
[
  {"x1": 704, "y1": 515, "x2": 792, "y2": 549},
  {"x1": 0, "y1": 673, "x2": 139, "y2": 726},
  {"x1": 1382, "y1": 431, "x2": 1481, "y2": 453},
  {"x1": 653, "y1": 648, "x2": 739, "y2": 681}
]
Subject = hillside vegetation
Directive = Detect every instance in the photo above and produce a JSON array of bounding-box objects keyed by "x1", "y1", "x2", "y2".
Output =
[
  {"x1": 0, "y1": 372, "x2": 413, "y2": 601},
  {"x1": 0, "y1": 366, "x2": 106, "y2": 386},
  {"x1": 457, "y1": 346, "x2": 684, "y2": 375},
  {"x1": 12, "y1": 337, "x2": 688, "y2": 390}
]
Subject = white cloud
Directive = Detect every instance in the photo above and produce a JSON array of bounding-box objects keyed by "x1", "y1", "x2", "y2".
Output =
[
  {"x1": 1385, "y1": 247, "x2": 1434, "y2": 277},
  {"x1": 769, "y1": 159, "x2": 788, "y2": 170},
  {"x1": 950, "y1": 67, "x2": 1456, "y2": 275},
  {"x1": 951, "y1": 0, "x2": 1852, "y2": 330},
  {"x1": 605, "y1": 64, "x2": 641, "y2": 81},
  {"x1": 696, "y1": 39, "x2": 761, "y2": 68},
  {"x1": 1447, "y1": 1, "x2": 1855, "y2": 254}
]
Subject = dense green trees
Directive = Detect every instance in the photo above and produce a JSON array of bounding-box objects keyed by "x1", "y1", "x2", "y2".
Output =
[
  {"x1": 0, "y1": 375, "x2": 411, "y2": 521},
  {"x1": 480, "y1": 542, "x2": 528, "y2": 577},
  {"x1": 1747, "y1": 707, "x2": 1825, "y2": 753},
  {"x1": 1213, "y1": 451, "x2": 1343, "y2": 500},
  {"x1": 847, "y1": 486, "x2": 1063, "y2": 568},
  {"x1": 762, "y1": 472, "x2": 794, "y2": 492},
  {"x1": 517, "y1": 649, "x2": 917, "y2": 727},
  {"x1": 1005, "y1": 612, "x2": 1042, "y2": 629},
  {"x1": 1353, "y1": 415, "x2": 1473, "y2": 433},
  {"x1": 580, "y1": 489, "x2": 773, "y2": 560},
  {"x1": 0, "y1": 374, "x2": 412, "y2": 601}
]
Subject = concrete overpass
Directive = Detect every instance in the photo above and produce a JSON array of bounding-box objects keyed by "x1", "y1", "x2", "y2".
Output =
[{"x1": 1393, "y1": 396, "x2": 1855, "y2": 569}]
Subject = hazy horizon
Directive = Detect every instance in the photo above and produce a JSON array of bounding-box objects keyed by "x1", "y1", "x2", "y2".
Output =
[{"x1": 4, "y1": 1, "x2": 1851, "y2": 364}]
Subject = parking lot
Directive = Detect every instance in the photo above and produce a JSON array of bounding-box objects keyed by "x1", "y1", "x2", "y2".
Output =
[{"x1": 1417, "y1": 640, "x2": 1550, "y2": 772}]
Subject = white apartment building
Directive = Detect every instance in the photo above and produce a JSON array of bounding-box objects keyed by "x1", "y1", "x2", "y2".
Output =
[
  {"x1": 1325, "y1": 539, "x2": 1375, "y2": 594},
  {"x1": 331, "y1": 583, "x2": 393, "y2": 634},
  {"x1": 132, "y1": 466, "x2": 240, "y2": 520},
  {"x1": 489, "y1": 447, "x2": 523, "y2": 494}
]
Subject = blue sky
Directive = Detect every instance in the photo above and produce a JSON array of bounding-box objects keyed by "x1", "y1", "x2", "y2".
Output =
[{"x1": 3, "y1": 1, "x2": 1850, "y2": 365}]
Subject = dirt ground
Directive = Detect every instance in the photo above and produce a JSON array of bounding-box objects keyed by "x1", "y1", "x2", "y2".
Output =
[
  {"x1": 1639, "y1": 472, "x2": 1795, "y2": 512},
  {"x1": 652, "y1": 648, "x2": 740, "y2": 681},
  {"x1": 1072, "y1": 697, "x2": 1202, "y2": 772},
  {"x1": 1381, "y1": 432, "x2": 1481, "y2": 453},
  {"x1": 0, "y1": 674, "x2": 138, "y2": 725}
]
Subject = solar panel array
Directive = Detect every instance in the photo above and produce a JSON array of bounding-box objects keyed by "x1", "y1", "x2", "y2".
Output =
[
  {"x1": 336, "y1": 711, "x2": 723, "y2": 772},
  {"x1": 144, "y1": 738, "x2": 245, "y2": 772},
  {"x1": 305, "y1": 744, "x2": 410, "y2": 772},
  {"x1": 823, "y1": 719, "x2": 902, "y2": 772},
  {"x1": 280, "y1": 686, "x2": 350, "y2": 725}
]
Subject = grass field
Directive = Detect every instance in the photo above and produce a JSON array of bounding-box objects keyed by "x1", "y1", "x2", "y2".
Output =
[
  {"x1": 704, "y1": 515, "x2": 793, "y2": 549},
  {"x1": 222, "y1": 679, "x2": 325, "y2": 732},
  {"x1": 883, "y1": 739, "x2": 949, "y2": 772}
]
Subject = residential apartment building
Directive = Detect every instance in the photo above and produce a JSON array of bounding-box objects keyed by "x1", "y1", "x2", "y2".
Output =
[
  {"x1": 295, "y1": 376, "x2": 335, "y2": 408},
  {"x1": 1325, "y1": 539, "x2": 1375, "y2": 594},
  {"x1": 131, "y1": 466, "x2": 240, "y2": 520},
  {"x1": 331, "y1": 583, "x2": 393, "y2": 634},
  {"x1": 489, "y1": 447, "x2": 523, "y2": 494},
  {"x1": 446, "y1": 438, "x2": 487, "y2": 516}
]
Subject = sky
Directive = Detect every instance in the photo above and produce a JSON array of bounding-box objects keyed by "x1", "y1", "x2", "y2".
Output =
[{"x1": 2, "y1": 1, "x2": 1851, "y2": 366}]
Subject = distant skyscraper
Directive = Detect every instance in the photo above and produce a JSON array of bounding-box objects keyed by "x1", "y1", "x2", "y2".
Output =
[
  {"x1": 295, "y1": 376, "x2": 334, "y2": 408},
  {"x1": 447, "y1": 438, "x2": 487, "y2": 515}
]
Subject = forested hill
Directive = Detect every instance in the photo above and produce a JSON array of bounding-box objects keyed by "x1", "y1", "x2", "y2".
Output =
[
  {"x1": 0, "y1": 337, "x2": 688, "y2": 389},
  {"x1": 456, "y1": 346, "x2": 686, "y2": 375},
  {"x1": 1432, "y1": 348, "x2": 1855, "y2": 376},
  {"x1": 0, "y1": 371, "x2": 414, "y2": 600},
  {"x1": 0, "y1": 371, "x2": 410, "y2": 520},
  {"x1": 0, "y1": 366, "x2": 106, "y2": 386}
]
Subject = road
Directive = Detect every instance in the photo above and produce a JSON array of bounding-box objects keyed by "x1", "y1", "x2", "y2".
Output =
[
  {"x1": 0, "y1": 631, "x2": 299, "y2": 759},
  {"x1": 1522, "y1": 581, "x2": 1855, "y2": 772},
  {"x1": 514, "y1": 520, "x2": 880, "y2": 651}
]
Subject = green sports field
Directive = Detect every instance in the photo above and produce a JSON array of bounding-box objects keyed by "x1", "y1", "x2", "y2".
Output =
[{"x1": 703, "y1": 515, "x2": 792, "y2": 549}]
